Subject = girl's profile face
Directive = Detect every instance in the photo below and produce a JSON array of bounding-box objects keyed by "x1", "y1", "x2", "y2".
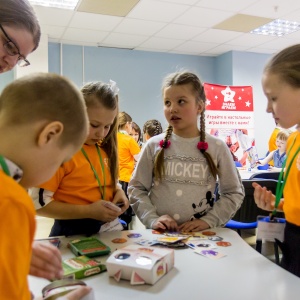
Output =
[
  {"x1": 163, "y1": 83, "x2": 203, "y2": 138},
  {"x1": 0, "y1": 25, "x2": 34, "y2": 73},
  {"x1": 85, "y1": 103, "x2": 117, "y2": 145},
  {"x1": 262, "y1": 72, "x2": 300, "y2": 130}
]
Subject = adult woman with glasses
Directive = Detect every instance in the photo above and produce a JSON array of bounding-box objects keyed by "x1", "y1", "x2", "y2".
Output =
[{"x1": 0, "y1": 0, "x2": 41, "y2": 73}]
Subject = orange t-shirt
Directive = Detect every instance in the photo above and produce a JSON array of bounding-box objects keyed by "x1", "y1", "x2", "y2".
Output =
[
  {"x1": 268, "y1": 127, "x2": 281, "y2": 166},
  {"x1": 0, "y1": 171, "x2": 36, "y2": 300},
  {"x1": 39, "y1": 144, "x2": 114, "y2": 204},
  {"x1": 283, "y1": 131, "x2": 300, "y2": 226},
  {"x1": 117, "y1": 132, "x2": 140, "y2": 182}
]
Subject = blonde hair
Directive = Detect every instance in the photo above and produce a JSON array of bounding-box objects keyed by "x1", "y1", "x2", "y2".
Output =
[
  {"x1": 118, "y1": 112, "x2": 132, "y2": 130},
  {"x1": 154, "y1": 71, "x2": 218, "y2": 180},
  {"x1": 0, "y1": 0, "x2": 41, "y2": 51},
  {"x1": 0, "y1": 72, "x2": 88, "y2": 147},
  {"x1": 264, "y1": 44, "x2": 300, "y2": 88},
  {"x1": 276, "y1": 129, "x2": 292, "y2": 141},
  {"x1": 81, "y1": 81, "x2": 119, "y2": 188}
]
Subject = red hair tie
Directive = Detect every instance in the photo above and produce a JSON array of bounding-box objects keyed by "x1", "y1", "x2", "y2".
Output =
[
  {"x1": 197, "y1": 141, "x2": 208, "y2": 153},
  {"x1": 159, "y1": 140, "x2": 171, "y2": 149}
]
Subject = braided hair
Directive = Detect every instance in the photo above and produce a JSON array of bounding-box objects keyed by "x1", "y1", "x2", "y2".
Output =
[
  {"x1": 143, "y1": 119, "x2": 163, "y2": 138},
  {"x1": 153, "y1": 71, "x2": 218, "y2": 180}
]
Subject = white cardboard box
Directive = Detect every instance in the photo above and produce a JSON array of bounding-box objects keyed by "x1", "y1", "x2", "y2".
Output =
[{"x1": 106, "y1": 245, "x2": 174, "y2": 285}]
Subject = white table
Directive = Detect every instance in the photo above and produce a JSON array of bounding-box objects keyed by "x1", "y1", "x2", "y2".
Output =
[
  {"x1": 238, "y1": 168, "x2": 278, "y2": 180},
  {"x1": 29, "y1": 228, "x2": 300, "y2": 300}
]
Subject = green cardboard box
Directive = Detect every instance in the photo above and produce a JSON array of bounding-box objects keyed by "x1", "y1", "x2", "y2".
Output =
[{"x1": 62, "y1": 255, "x2": 106, "y2": 279}]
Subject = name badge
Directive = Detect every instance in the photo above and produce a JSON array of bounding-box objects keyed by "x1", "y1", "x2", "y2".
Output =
[{"x1": 257, "y1": 215, "x2": 286, "y2": 242}]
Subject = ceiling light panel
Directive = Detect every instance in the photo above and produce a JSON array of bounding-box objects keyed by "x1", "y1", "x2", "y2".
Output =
[{"x1": 251, "y1": 19, "x2": 300, "y2": 36}]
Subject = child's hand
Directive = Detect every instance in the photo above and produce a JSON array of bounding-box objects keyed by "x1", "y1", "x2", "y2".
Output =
[
  {"x1": 252, "y1": 182, "x2": 277, "y2": 211},
  {"x1": 88, "y1": 200, "x2": 121, "y2": 222},
  {"x1": 152, "y1": 215, "x2": 178, "y2": 232},
  {"x1": 34, "y1": 287, "x2": 93, "y2": 300},
  {"x1": 178, "y1": 219, "x2": 209, "y2": 232},
  {"x1": 57, "y1": 286, "x2": 92, "y2": 300},
  {"x1": 112, "y1": 189, "x2": 129, "y2": 213},
  {"x1": 30, "y1": 241, "x2": 63, "y2": 280}
]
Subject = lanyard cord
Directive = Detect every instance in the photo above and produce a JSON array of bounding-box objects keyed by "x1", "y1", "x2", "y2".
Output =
[
  {"x1": 0, "y1": 156, "x2": 10, "y2": 176},
  {"x1": 273, "y1": 134, "x2": 300, "y2": 217},
  {"x1": 81, "y1": 145, "x2": 106, "y2": 199}
]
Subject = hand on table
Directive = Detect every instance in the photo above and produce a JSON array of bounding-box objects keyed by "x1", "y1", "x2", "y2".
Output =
[
  {"x1": 152, "y1": 215, "x2": 178, "y2": 232},
  {"x1": 33, "y1": 287, "x2": 93, "y2": 300},
  {"x1": 57, "y1": 286, "x2": 93, "y2": 300},
  {"x1": 178, "y1": 219, "x2": 209, "y2": 232},
  {"x1": 30, "y1": 241, "x2": 63, "y2": 280}
]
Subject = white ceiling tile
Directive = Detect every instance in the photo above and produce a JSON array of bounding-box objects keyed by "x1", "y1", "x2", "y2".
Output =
[
  {"x1": 114, "y1": 19, "x2": 166, "y2": 36},
  {"x1": 69, "y1": 12, "x2": 122, "y2": 31},
  {"x1": 138, "y1": 37, "x2": 185, "y2": 50},
  {"x1": 195, "y1": 0, "x2": 259, "y2": 13},
  {"x1": 155, "y1": 24, "x2": 206, "y2": 39},
  {"x1": 202, "y1": 44, "x2": 249, "y2": 55},
  {"x1": 192, "y1": 29, "x2": 242, "y2": 43},
  {"x1": 33, "y1": 5, "x2": 74, "y2": 26},
  {"x1": 62, "y1": 28, "x2": 108, "y2": 43},
  {"x1": 40, "y1": 25, "x2": 66, "y2": 39},
  {"x1": 127, "y1": 0, "x2": 189, "y2": 22},
  {"x1": 256, "y1": 37, "x2": 299, "y2": 51},
  {"x1": 227, "y1": 33, "x2": 276, "y2": 47},
  {"x1": 173, "y1": 41, "x2": 219, "y2": 54},
  {"x1": 240, "y1": 0, "x2": 300, "y2": 19},
  {"x1": 174, "y1": 6, "x2": 234, "y2": 27},
  {"x1": 101, "y1": 32, "x2": 149, "y2": 48},
  {"x1": 159, "y1": 0, "x2": 198, "y2": 5}
]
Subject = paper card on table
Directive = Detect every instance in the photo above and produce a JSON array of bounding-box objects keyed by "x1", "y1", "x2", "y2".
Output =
[
  {"x1": 186, "y1": 241, "x2": 216, "y2": 249},
  {"x1": 194, "y1": 249, "x2": 226, "y2": 260},
  {"x1": 100, "y1": 218, "x2": 123, "y2": 232},
  {"x1": 257, "y1": 215, "x2": 286, "y2": 242}
]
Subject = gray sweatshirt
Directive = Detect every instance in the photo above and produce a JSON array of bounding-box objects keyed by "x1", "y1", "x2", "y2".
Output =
[{"x1": 128, "y1": 133, "x2": 244, "y2": 229}]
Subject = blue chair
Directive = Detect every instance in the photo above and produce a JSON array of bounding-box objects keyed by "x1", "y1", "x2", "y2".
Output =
[{"x1": 225, "y1": 219, "x2": 257, "y2": 236}]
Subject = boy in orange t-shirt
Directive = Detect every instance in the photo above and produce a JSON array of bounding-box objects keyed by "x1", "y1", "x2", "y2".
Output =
[{"x1": 0, "y1": 73, "x2": 91, "y2": 299}]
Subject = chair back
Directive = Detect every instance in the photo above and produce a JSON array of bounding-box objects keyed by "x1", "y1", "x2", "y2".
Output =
[
  {"x1": 232, "y1": 179, "x2": 284, "y2": 222},
  {"x1": 249, "y1": 171, "x2": 280, "y2": 180}
]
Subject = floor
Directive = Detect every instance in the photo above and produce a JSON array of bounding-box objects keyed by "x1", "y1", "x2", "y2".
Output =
[{"x1": 35, "y1": 216, "x2": 280, "y2": 264}]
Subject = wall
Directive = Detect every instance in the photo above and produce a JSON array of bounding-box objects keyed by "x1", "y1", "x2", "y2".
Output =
[{"x1": 49, "y1": 43, "x2": 216, "y2": 130}]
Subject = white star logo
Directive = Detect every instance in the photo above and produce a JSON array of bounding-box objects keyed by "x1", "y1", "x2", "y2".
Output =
[
  {"x1": 245, "y1": 101, "x2": 251, "y2": 107},
  {"x1": 221, "y1": 86, "x2": 235, "y2": 102},
  {"x1": 206, "y1": 99, "x2": 211, "y2": 106}
]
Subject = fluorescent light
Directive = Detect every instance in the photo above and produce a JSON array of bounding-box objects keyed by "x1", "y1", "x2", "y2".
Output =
[
  {"x1": 250, "y1": 19, "x2": 300, "y2": 37},
  {"x1": 29, "y1": 0, "x2": 79, "y2": 10}
]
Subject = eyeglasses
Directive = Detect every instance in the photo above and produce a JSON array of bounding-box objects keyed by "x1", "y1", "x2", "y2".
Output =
[{"x1": 0, "y1": 24, "x2": 30, "y2": 67}]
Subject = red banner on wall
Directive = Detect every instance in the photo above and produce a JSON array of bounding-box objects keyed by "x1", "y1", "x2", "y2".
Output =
[{"x1": 204, "y1": 83, "x2": 256, "y2": 167}]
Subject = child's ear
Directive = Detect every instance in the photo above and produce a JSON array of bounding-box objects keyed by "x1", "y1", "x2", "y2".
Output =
[
  {"x1": 37, "y1": 121, "x2": 64, "y2": 147},
  {"x1": 198, "y1": 101, "x2": 205, "y2": 113}
]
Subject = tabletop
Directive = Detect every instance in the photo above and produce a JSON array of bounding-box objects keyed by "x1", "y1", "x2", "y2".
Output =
[
  {"x1": 238, "y1": 167, "x2": 279, "y2": 180},
  {"x1": 29, "y1": 228, "x2": 300, "y2": 300}
]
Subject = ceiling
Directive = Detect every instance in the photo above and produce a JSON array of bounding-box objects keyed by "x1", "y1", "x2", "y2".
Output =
[{"x1": 32, "y1": 0, "x2": 300, "y2": 56}]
